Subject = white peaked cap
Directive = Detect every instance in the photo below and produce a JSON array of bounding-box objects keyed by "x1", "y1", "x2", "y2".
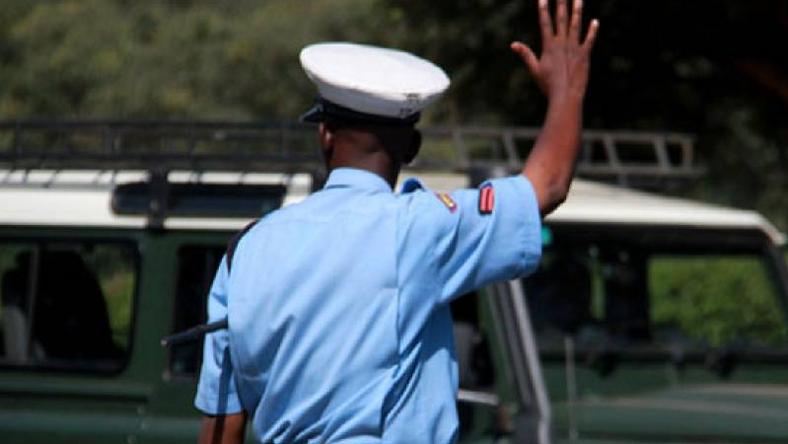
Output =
[{"x1": 299, "y1": 42, "x2": 450, "y2": 122}]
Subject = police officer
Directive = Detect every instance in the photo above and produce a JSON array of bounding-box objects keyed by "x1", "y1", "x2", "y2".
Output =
[{"x1": 196, "y1": 0, "x2": 598, "y2": 442}]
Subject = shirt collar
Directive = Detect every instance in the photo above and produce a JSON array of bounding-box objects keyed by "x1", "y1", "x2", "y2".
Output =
[{"x1": 323, "y1": 167, "x2": 393, "y2": 192}]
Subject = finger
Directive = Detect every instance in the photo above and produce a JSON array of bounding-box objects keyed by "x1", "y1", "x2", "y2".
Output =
[
  {"x1": 582, "y1": 19, "x2": 600, "y2": 51},
  {"x1": 556, "y1": 0, "x2": 568, "y2": 38},
  {"x1": 511, "y1": 41, "x2": 540, "y2": 74},
  {"x1": 538, "y1": 0, "x2": 554, "y2": 42},
  {"x1": 568, "y1": 0, "x2": 583, "y2": 43}
]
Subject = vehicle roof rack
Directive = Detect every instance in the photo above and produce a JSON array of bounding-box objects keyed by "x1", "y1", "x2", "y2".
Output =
[
  {"x1": 0, "y1": 120, "x2": 703, "y2": 190},
  {"x1": 0, "y1": 120, "x2": 322, "y2": 173},
  {"x1": 417, "y1": 126, "x2": 703, "y2": 190}
]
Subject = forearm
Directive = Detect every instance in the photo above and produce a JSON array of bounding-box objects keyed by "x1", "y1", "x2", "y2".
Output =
[
  {"x1": 512, "y1": 0, "x2": 597, "y2": 216},
  {"x1": 198, "y1": 413, "x2": 247, "y2": 444},
  {"x1": 523, "y1": 94, "x2": 584, "y2": 215}
]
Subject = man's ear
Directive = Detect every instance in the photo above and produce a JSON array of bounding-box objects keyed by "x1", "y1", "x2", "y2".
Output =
[
  {"x1": 402, "y1": 130, "x2": 421, "y2": 164},
  {"x1": 318, "y1": 123, "x2": 334, "y2": 151}
]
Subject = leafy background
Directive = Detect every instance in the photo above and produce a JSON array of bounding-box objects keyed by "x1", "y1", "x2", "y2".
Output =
[
  {"x1": 1, "y1": 0, "x2": 784, "y2": 230},
  {"x1": 0, "y1": 0, "x2": 786, "y2": 352}
]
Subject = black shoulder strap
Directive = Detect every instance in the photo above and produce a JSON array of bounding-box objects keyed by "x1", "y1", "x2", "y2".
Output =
[{"x1": 226, "y1": 219, "x2": 259, "y2": 274}]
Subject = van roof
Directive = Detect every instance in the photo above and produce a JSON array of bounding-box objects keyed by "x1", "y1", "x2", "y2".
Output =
[
  {"x1": 552, "y1": 179, "x2": 785, "y2": 245},
  {"x1": 1, "y1": 169, "x2": 784, "y2": 245},
  {"x1": 0, "y1": 169, "x2": 311, "y2": 231}
]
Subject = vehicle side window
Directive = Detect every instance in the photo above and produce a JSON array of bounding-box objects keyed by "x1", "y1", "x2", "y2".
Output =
[
  {"x1": 0, "y1": 241, "x2": 136, "y2": 372},
  {"x1": 525, "y1": 248, "x2": 599, "y2": 349},
  {"x1": 650, "y1": 254, "x2": 788, "y2": 347},
  {"x1": 526, "y1": 245, "x2": 788, "y2": 353},
  {"x1": 169, "y1": 245, "x2": 223, "y2": 376}
]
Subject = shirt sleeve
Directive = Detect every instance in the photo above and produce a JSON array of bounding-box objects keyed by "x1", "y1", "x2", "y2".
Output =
[
  {"x1": 403, "y1": 175, "x2": 543, "y2": 304},
  {"x1": 194, "y1": 255, "x2": 244, "y2": 415}
]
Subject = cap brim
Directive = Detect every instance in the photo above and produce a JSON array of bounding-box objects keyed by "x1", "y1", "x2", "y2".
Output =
[
  {"x1": 299, "y1": 98, "x2": 419, "y2": 126},
  {"x1": 299, "y1": 103, "x2": 324, "y2": 123}
]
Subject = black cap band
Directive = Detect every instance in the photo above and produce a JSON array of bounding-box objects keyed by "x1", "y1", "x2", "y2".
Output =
[{"x1": 300, "y1": 98, "x2": 420, "y2": 126}]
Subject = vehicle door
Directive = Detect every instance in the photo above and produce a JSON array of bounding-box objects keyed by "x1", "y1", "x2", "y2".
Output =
[
  {"x1": 452, "y1": 282, "x2": 552, "y2": 444},
  {"x1": 138, "y1": 232, "x2": 244, "y2": 444},
  {"x1": 0, "y1": 228, "x2": 142, "y2": 444}
]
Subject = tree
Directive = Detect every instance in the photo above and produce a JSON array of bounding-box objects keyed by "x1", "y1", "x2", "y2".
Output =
[
  {"x1": 0, "y1": 0, "x2": 390, "y2": 119},
  {"x1": 383, "y1": 0, "x2": 788, "y2": 229},
  {"x1": 0, "y1": 0, "x2": 785, "y2": 228}
]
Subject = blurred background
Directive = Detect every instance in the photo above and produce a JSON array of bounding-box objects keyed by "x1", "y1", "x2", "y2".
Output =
[
  {"x1": 0, "y1": 0, "x2": 785, "y2": 229},
  {"x1": 0, "y1": 3, "x2": 787, "y2": 442}
]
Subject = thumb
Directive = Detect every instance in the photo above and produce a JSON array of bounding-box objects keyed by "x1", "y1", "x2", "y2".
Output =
[{"x1": 510, "y1": 41, "x2": 539, "y2": 74}]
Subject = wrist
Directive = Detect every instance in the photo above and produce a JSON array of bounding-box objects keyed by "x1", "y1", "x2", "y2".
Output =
[{"x1": 547, "y1": 91, "x2": 584, "y2": 108}]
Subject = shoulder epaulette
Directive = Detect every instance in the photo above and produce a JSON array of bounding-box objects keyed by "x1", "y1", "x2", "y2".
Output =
[{"x1": 400, "y1": 177, "x2": 424, "y2": 194}]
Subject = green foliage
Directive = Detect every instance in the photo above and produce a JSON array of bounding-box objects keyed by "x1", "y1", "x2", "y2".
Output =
[
  {"x1": 0, "y1": 0, "x2": 390, "y2": 119},
  {"x1": 650, "y1": 256, "x2": 788, "y2": 347},
  {"x1": 86, "y1": 244, "x2": 136, "y2": 349},
  {"x1": 100, "y1": 270, "x2": 134, "y2": 349},
  {"x1": 383, "y1": 0, "x2": 550, "y2": 125},
  {"x1": 383, "y1": 0, "x2": 788, "y2": 230},
  {"x1": 700, "y1": 101, "x2": 788, "y2": 232},
  {"x1": 0, "y1": 0, "x2": 785, "y2": 229}
]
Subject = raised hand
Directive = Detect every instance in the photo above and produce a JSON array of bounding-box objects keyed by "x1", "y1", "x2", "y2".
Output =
[
  {"x1": 511, "y1": 0, "x2": 599, "y2": 101},
  {"x1": 515, "y1": 0, "x2": 600, "y2": 216}
]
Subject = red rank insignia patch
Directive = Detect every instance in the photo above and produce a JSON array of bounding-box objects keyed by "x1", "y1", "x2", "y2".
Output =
[
  {"x1": 478, "y1": 184, "x2": 494, "y2": 214},
  {"x1": 435, "y1": 192, "x2": 457, "y2": 213}
]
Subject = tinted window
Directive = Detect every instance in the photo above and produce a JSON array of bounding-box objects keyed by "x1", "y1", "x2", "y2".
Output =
[
  {"x1": 526, "y1": 245, "x2": 787, "y2": 353},
  {"x1": 0, "y1": 241, "x2": 136, "y2": 372},
  {"x1": 169, "y1": 245, "x2": 223, "y2": 376},
  {"x1": 113, "y1": 183, "x2": 285, "y2": 218}
]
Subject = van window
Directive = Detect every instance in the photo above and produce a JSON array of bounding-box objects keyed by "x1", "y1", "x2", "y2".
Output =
[
  {"x1": 650, "y1": 254, "x2": 788, "y2": 347},
  {"x1": 169, "y1": 245, "x2": 224, "y2": 376},
  {"x1": 526, "y1": 244, "x2": 788, "y2": 355},
  {"x1": 0, "y1": 241, "x2": 136, "y2": 372}
]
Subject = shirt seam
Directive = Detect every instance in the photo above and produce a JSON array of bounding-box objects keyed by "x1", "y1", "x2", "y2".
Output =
[
  {"x1": 258, "y1": 196, "x2": 397, "y2": 227},
  {"x1": 383, "y1": 197, "x2": 406, "y2": 432}
]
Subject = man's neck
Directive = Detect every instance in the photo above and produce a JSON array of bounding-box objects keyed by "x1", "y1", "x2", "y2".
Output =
[{"x1": 328, "y1": 153, "x2": 400, "y2": 189}]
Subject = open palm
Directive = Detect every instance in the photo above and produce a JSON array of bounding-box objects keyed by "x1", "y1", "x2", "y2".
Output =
[{"x1": 511, "y1": 0, "x2": 599, "y2": 100}]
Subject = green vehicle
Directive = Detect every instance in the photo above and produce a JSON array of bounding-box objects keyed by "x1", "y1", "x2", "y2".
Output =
[{"x1": 0, "y1": 121, "x2": 786, "y2": 443}]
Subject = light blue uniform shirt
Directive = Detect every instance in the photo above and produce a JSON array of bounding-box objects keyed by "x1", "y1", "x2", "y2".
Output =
[{"x1": 195, "y1": 167, "x2": 542, "y2": 443}]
